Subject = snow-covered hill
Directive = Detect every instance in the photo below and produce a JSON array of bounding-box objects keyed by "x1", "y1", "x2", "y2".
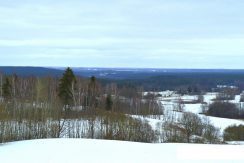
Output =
[{"x1": 1, "y1": 139, "x2": 244, "y2": 163}]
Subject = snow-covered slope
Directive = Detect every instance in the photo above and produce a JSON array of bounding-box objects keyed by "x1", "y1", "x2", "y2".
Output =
[{"x1": 1, "y1": 139, "x2": 244, "y2": 163}]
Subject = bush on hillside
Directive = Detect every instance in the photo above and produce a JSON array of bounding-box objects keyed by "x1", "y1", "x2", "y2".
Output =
[{"x1": 224, "y1": 125, "x2": 244, "y2": 141}]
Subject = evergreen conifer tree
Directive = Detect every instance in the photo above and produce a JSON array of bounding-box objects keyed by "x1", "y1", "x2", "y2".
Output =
[
  {"x1": 3, "y1": 78, "x2": 12, "y2": 99},
  {"x1": 58, "y1": 67, "x2": 76, "y2": 107}
]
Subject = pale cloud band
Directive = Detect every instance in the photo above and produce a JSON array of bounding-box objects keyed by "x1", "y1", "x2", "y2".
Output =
[{"x1": 0, "y1": 0, "x2": 244, "y2": 68}]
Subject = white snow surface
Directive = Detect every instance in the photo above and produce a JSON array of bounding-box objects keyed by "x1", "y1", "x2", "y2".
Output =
[
  {"x1": 203, "y1": 93, "x2": 218, "y2": 103},
  {"x1": 1, "y1": 139, "x2": 244, "y2": 163},
  {"x1": 184, "y1": 104, "x2": 202, "y2": 113},
  {"x1": 203, "y1": 116, "x2": 244, "y2": 132}
]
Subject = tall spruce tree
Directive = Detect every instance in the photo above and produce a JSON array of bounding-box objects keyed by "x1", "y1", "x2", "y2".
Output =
[
  {"x1": 3, "y1": 78, "x2": 12, "y2": 100},
  {"x1": 58, "y1": 67, "x2": 76, "y2": 108}
]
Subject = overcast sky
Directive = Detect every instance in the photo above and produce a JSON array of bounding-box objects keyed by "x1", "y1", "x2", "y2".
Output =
[{"x1": 0, "y1": 0, "x2": 244, "y2": 68}]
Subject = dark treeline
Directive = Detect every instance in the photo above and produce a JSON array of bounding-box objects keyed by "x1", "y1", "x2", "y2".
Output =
[
  {"x1": 2, "y1": 67, "x2": 244, "y2": 93},
  {"x1": 0, "y1": 66, "x2": 63, "y2": 77},
  {"x1": 103, "y1": 73, "x2": 244, "y2": 92},
  {"x1": 207, "y1": 102, "x2": 244, "y2": 119}
]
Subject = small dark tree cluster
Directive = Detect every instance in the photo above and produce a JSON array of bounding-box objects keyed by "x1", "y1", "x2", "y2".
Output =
[
  {"x1": 224, "y1": 125, "x2": 244, "y2": 141},
  {"x1": 208, "y1": 101, "x2": 244, "y2": 119}
]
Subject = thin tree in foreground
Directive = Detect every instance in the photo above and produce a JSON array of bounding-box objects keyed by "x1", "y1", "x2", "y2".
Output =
[{"x1": 106, "y1": 94, "x2": 113, "y2": 111}]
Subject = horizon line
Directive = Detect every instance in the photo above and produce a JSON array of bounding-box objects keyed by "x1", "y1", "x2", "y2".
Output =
[{"x1": 2, "y1": 66, "x2": 244, "y2": 70}]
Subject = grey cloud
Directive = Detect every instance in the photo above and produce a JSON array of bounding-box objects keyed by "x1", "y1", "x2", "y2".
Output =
[{"x1": 0, "y1": 0, "x2": 244, "y2": 68}]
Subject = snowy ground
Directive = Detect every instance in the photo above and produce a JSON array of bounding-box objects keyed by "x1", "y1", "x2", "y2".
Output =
[
  {"x1": 1, "y1": 139, "x2": 244, "y2": 163},
  {"x1": 153, "y1": 91, "x2": 244, "y2": 132}
]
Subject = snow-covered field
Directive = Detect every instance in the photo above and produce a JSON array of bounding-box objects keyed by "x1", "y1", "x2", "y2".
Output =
[
  {"x1": 1, "y1": 139, "x2": 244, "y2": 163},
  {"x1": 153, "y1": 91, "x2": 244, "y2": 132}
]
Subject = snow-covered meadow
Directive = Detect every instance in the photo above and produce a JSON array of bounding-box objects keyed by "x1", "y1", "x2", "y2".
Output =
[{"x1": 1, "y1": 138, "x2": 244, "y2": 163}]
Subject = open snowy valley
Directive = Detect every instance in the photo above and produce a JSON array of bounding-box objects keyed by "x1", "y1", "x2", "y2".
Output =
[{"x1": 1, "y1": 68, "x2": 244, "y2": 163}]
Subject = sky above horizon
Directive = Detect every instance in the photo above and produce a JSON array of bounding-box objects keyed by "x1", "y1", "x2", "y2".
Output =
[{"x1": 0, "y1": 0, "x2": 244, "y2": 68}]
